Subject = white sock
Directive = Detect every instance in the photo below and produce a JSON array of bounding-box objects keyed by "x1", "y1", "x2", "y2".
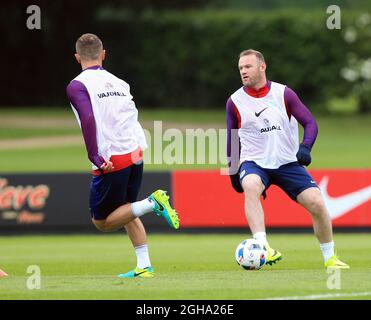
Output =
[
  {"x1": 131, "y1": 198, "x2": 155, "y2": 217},
  {"x1": 135, "y1": 244, "x2": 151, "y2": 269},
  {"x1": 320, "y1": 241, "x2": 334, "y2": 263},
  {"x1": 253, "y1": 232, "x2": 267, "y2": 246}
]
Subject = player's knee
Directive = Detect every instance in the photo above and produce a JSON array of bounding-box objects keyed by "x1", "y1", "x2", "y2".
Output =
[
  {"x1": 242, "y1": 176, "x2": 263, "y2": 196},
  {"x1": 93, "y1": 223, "x2": 106, "y2": 232},
  {"x1": 92, "y1": 219, "x2": 111, "y2": 232},
  {"x1": 308, "y1": 196, "x2": 326, "y2": 216}
]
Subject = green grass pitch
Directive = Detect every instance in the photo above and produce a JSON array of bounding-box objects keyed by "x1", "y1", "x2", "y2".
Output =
[
  {"x1": 0, "y1": 233, "x2": 370, "y2": 300},
  {"x1": 1, "y1": 108, "x2": 370, "y2": 300}
]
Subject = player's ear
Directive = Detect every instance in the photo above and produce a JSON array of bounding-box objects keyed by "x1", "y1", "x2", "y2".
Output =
[
  {"x1": 102, "y1": 49, "x2": 106, "y2": 61},
  {"x1": 260, "y1": 62, "x2": 266, "y2": 72},
  {"x1": 74, "y1": 53, "x2": 81, "y2": 64}
]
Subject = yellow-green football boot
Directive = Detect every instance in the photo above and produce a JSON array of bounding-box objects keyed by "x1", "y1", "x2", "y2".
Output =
[
  {"x1": 325, "y1": 255, "x2": 350, "y2": 269},
  {"x1": 265, "y1": 242, "x2": 283, "y2": 266},
  {"x1": 149, "y1": 190, "x2": 180, "y2": 229},
  {"x1": 118, "y1": 266, "x2": 155, "y2": 278}
]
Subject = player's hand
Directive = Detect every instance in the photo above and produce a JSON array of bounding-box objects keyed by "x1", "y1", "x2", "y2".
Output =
[
  {"x1": 100, "y1": 160, "x2": 114, "y2": 172},
  {"x1": 229, "y1": 173, "x2": 244, "y2": 193},
  {"x1": 296, "y1": 143, "x2": 312, "y2": 166}
]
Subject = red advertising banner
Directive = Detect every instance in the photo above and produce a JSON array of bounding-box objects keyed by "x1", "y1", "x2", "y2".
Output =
[{"x1": 173, "y1": 169, "x2": 371, "y2": 228}]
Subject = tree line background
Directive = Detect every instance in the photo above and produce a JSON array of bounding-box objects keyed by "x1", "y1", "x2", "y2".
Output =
[{"x1": 1, "y1": 0, "x2": 370, "y2": 113}]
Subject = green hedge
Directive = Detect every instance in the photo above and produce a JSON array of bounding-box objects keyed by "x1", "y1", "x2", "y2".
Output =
[
  {"x1": 4, "y1": 7, "x2": 367, "y2": 112},
  {"x1": 98, "y1": 10, "x2": 360, "y2": 111}
]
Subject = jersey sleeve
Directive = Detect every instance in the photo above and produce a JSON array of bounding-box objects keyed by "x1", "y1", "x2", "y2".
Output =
[
  {"x1": 66, "y1": 80, "x2": 105, "y2": 168},
  {"x1": 284, "y1": 86, "x2": 318, "y2": 149},
  {"x1": 226, "y1": 97, "x2": 241, "y2": 173}
]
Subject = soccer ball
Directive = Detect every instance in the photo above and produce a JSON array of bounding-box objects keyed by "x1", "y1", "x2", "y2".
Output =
[{"x1": 235, "y1": 239, "x2": 267, "y2": 270}]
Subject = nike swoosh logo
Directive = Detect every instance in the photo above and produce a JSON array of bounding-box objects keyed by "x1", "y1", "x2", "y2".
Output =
[
  {"x1": 153, "y1": 198, "x2": 164, "y2": 212},
  {"x1": 319, "y1": 176, "x2": 371, "y2": 220},
  {"x1": 255, "y1": 107, "x2": 268, "y2": 117},
  {"x1": 134, "y1": 270, "x2": 147, "y2": 277}
]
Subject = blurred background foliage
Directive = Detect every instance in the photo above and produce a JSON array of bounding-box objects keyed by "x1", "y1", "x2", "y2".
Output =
[{"x1": 1, "y1": 0, "x2": 370, "y2": 113}]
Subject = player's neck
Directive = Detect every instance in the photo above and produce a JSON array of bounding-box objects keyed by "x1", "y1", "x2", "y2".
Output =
[
  {"x1": 244, "y1": 79, "x2": 270, "y2": 98},
  {"x1": 81, "y1": 60, "x2": 102, "y2": 70},
  {"x1": 250, "y1": 77, "x2": 267, "y2": 91}
]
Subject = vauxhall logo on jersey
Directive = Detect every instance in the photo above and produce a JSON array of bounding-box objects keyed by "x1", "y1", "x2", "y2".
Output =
[
  {"x1": 260, "y1": 118, "x2": 282, "y2": 133},
  {"x1": 97, "y1": 91, "x2": 126, "y2": 99},
  {"x1": 97, "y1": 82, "x2": 127, "y2": 99}
]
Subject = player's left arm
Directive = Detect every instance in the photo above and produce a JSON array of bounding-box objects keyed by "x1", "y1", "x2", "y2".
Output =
[
  {"x1": 66, "y1": 80, "x2": 113, "y2": 171},
  {"x1": 284, "y1": 86, "x2": 318, "y2": 166}
]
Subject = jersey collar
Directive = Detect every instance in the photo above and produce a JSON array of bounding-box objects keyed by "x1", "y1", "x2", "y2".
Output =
[
  {"x1": 244, "y1": 80, "x2": 271, "y2": 98},
  {"x1": 83, "y1": 65, "x2": 104, "y2": 71}
]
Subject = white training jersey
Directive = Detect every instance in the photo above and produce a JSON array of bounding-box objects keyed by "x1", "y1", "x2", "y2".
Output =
[
  {"x1": 231, "y1": 81, "x2": 299, "y2": 169},
  {"x1": 72, "y1": 69, "x2": 147, "y2": 169}
]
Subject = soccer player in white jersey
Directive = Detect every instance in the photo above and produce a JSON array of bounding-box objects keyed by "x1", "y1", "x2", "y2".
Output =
[
  {"x1": 66, "y1": 33, "x2": 180, "y2": 278},
  {"x1": 226, "y1": 49, "x2": 349, "y2": 269}
]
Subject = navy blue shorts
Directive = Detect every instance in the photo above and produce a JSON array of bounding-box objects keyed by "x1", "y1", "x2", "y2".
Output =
[
  {"x1": 239, "y1": 161, "x2": 318, "y2": 201},
  {"x1": 89, "y1": 163, "x2": 143, "y2": 220}
]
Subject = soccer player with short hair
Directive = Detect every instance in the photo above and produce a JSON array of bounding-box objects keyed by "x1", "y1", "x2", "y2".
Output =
[
  {"x1": 66, "y1": 33, "x2": 180, "y2": 278},
  {"x1": 226, "y1": 49, "x2": 349, "y2": 269}
]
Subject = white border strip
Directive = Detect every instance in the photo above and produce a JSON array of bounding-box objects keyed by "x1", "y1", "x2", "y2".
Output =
[{"x1": 263, "y1": 291, "x2": 371, "y2": 300}]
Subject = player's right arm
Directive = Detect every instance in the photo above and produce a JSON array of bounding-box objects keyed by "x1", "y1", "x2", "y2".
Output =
[
  {"x1": 226, "y1": 98, "x2": 243, "y2": 193},
  {"x1": 66, "y1": 80, "x2": 113, "y2": 171}
]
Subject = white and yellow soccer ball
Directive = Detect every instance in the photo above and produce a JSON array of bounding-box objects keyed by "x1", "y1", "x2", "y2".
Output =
[{"x1": 235, "y1": 239, "x2": 267, "y2": 270}]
